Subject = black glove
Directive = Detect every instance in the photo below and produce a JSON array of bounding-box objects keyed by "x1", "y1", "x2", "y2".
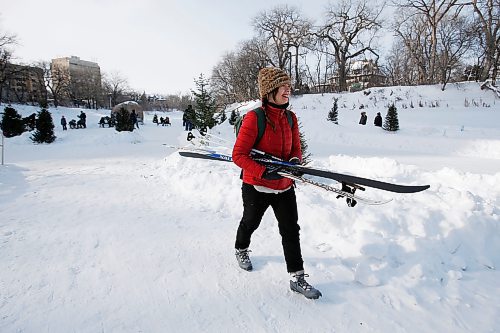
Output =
[
  {"x1": 262, "y1": 165, "x2": 284, "y2": 180},
  {"x1": 287, "y1": 157, "x2": 304, "y2": 177}
]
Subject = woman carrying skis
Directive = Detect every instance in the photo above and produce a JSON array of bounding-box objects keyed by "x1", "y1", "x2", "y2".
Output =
[{"x1": 232, "y1": 67, "x2": 321, "y2": 299}]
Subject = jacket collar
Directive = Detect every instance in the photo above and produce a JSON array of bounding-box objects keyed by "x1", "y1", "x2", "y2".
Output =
[
  {"x1": 264, "y1": 102, "x2": 289, "y2": 116},
  {"x1": 267, "y1": 101, "x2": 289, "y2": 109}
]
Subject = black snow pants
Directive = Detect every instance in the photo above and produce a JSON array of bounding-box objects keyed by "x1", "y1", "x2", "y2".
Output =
[{"x1": 235, "y1": 183, "x2": 304, "y2": 273}]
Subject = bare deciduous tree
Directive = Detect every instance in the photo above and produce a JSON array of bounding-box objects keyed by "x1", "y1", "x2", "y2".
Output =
[
  {"x1": 102, "y1": 71, "x2": 129, "y2": 108},
  {"x1": 302, "y1": 38, "x2": 337, "y2": 93},
  {"x1": 0, "y1": 31, "x2": 18, "y2": 104},
  {"x1": 470, "y1": 0, "x2": 500, "y2": 84},
  {"x1": 385, "y1": 38, "x2": 416, "y2": 86},
  {"x1": 436, "y1": 15, "x2": 474, "y2": 90},
  {"x1": 159, "y1": 93, "x2": 192, "y2": 111},
  {"x1": 252, "y1": 5, "x2": 311, "y2": 88},
  {"x1": 316, "y1": 0, "x2": 384, "y2": 92},
  {"x1": 33, "y1": 61, "x2": 70, "y2": 108},
  {"x1": 211, "y1": 38, "x2": 268, "y2": 102},
  {"x1": 395, "y1": 0, "x2": 464, "y2": 83},
  {"x1": 393, "y1": 11, "x2": 433, "y2": 84}
]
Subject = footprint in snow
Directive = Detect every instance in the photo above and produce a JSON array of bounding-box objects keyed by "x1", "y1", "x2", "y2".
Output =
[{"x1": 316, "y1": 243, "x2": 332, "y2": 252}]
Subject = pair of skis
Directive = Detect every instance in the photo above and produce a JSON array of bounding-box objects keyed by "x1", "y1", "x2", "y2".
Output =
[{"x1": 176, "y1": 132, "x2": 430, "y2": 205}]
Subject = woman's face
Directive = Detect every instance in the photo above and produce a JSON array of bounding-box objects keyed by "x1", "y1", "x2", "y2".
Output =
[{"x1": 269, "y1": 84, "x2": 291, "y2": 105}]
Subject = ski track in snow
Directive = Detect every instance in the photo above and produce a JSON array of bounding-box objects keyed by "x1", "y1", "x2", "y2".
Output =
[{"x1": 1, "y1": 83, "x2": 500, "y2": 332}]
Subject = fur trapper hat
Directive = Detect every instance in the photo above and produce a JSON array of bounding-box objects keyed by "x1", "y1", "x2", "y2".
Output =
[{"x1": 258, "y1": 67, "x2": 291, "y2": 99}]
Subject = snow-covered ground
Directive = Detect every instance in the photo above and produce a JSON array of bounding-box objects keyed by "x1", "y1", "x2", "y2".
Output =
[{"x1": 1, "y1": 82, "x2": 499, "y2": 332}]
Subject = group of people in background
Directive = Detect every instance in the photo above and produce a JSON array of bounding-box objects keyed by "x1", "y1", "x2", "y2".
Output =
[
  {"x1": 60, "y1": 110, "x2": 145, "y2": 130},
  {"x1": 152, "y1": 114, "x2": 171, "y2": 126},
  {"x1": 359, "y1": 111, "x2": 382, "y2": 127},
  {"x1": 60, "y1": 111, "x2": 87, "y2": 130},
  {"x1": 59, "y1": 107, "x2": 383, "y2": 133}
]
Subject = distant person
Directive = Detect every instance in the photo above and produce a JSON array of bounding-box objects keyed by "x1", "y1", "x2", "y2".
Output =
[
  {"x1": 61, "y1": 115, "x2": 67, "y2": 131},
  {"x1": 153, "y1": 114, "x2": 159, "y2": 126},
  {"x1": 162, "y1": 116, "x2": 171, "y2": 126},
  {"x1": 359, "y1": 111, "x2": 367, "y2": 125},
  {"x1": 130, "y1": 110, "x2": 139, "y2": 129},
  {"x1": 374, "y1": 112, "x2": 382, "y2": 127},
  {"x1": 110, "y1": 113, "x2": 117, "y2": 127},
  {"x1": 78, "y1": 111, "x2": 87, "y2": 128},
  {"x1": 184, "y1": 105, "x2": 195, "y2": 131}
]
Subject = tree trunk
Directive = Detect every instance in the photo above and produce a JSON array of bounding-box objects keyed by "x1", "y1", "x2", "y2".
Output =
[
  {"x1": 338, "y1": 63, "x2": 348, "y2": 92},
  {"x1": 294, "y1": 45, "x2": 300, "y2": 90},
  {"x1": 491, "y1": 51, "x2": 499, "y2": 85}
]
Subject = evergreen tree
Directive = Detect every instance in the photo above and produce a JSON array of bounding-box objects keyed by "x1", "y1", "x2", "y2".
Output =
[
  {"x1": 31, "y1": 107, "x2": 56, "y2": 143},
  {"x1": 228, "y1": 109, "x2": 240, "y2": 125},
  {"x1": 298, "y1": 119, "x2": 312, "y2": 164},
  {"x1": 383, "y1": 103, "x2": 400, "y2": 132},
  {"x1": 327, "y1": 98, "x2": 339, "y2": 124},
  {"x1": 218, "y1": 109, "x2": 227, "y2": 124},
  {"x1": 191, "y1": 74, "x2": 218, "y2": 129},
  {"x1": 1, "y1": 105, "x2": 25, "y2": 137},
  {"x1": 115, "y1": 107, "x2": 134, "y2": 132},
  {"x1": 23, "y1": 113, "x2": 37, "y2": 131}
]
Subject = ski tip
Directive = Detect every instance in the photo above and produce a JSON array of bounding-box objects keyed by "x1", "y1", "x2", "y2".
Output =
[
  {"x1": 415, "y1": 184, "x2": 430, "y2": 192},
  {"x1": 391, "y1": 184, "x2": 430, "y2": 193}
]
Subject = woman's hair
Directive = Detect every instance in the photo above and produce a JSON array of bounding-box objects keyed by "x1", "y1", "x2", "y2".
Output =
[
  {"x1": 261, "y1": 86, "x2": 291, "y2": 131},
  {"x1": 262, "y1": 86, "x2": 281, "y2": 106}
]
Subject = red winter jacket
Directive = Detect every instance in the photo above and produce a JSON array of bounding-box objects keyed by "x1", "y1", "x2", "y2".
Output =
[{"x1": 232, "y1": 104, "x2": 302, "y2": 190}]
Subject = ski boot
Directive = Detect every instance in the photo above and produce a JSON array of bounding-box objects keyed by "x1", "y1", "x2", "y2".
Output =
[
  {"x1": 290, "y1": 271, "x2": 322, "y2": 299},
  {"x1": 235, "y1": 248, "x2": 253, "y2": 271}
]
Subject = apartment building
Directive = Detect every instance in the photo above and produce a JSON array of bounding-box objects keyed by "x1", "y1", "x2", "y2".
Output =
[
  {"x1": 51, "y1": 56, "x2": 101, "y2": 106},
  {"x1": 0, "y1": 63, "x2": 44, "y2": 104}
]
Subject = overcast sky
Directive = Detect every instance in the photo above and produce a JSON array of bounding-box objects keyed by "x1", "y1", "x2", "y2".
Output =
[{"x1": 0, "y1": 0, "x2": 329, "y2": 95}]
